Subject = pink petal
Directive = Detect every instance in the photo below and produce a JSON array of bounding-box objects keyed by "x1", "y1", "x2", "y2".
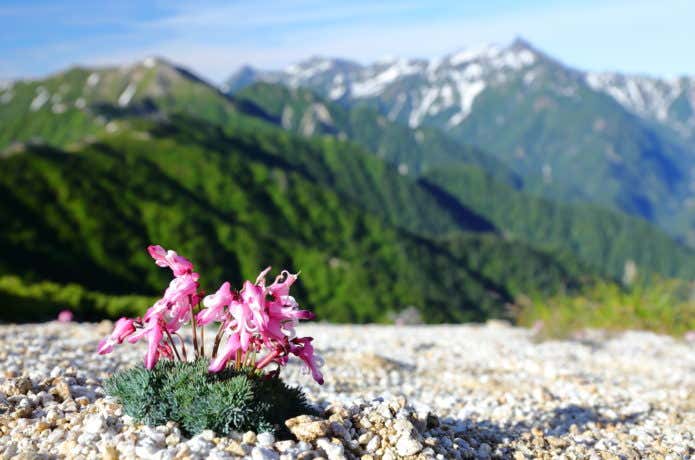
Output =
[
  {"x1": 144, "y1": 324, "x2": 163, "y2": 369},
  {"x1": 291, "y1": 337, "x2": 324, "y2": 384},
  {"x1": 208, "y1": 334, "x2": 241, "y2": 373},
  {"x1": 162, "y1": 274, "x2": 198, "y2": 305},
  {"x1": 147, "y1": 244, "x2": 195, "y2": 277},
  {"x1": 198, "y1": 282, "x2": 232, "y2": 326},
  {"x1": 269, "y1": 270, "x2": 298, "y2": 298},
  {"x1": 166, "y1": 250, "x2": 194, "y2": 277},
  {"x1": 241, "y1": 281, "x2": 268, "y2": 329},
  {"x1": 239, "y1": 324, "x2": 252, "y2": 351},
  {"x1": 254, "y1": 266, "x2": 272, "y2": 286},
  {"x1": 97, "y1": 338, "x2": 113, "y2": 355},
  {"x1": 147, "y1": 245, "x2": 169, "y2": 268},
  {"x1": 127, "y1": 326, "x2": 148, "y2": 344},
  {"x1": 112, "y1": 317, "x2": 136, "y2": 343}
]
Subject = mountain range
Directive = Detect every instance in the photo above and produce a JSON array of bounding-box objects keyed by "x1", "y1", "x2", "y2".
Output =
[
  {"x1": 1, "y1": 39, "x2": 694, "y2": 322},
  {"x1": 227, "y1": 38, "x2": 695, "y2": 246}
]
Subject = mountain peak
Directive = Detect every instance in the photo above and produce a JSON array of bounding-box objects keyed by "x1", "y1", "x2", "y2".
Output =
[
  {"x1": 225, "y1": 65, "x2": 263, "y2": 93},
  {"x1": 445, "y1": 44, "x2": 502, "y2": 66},
  {"x1": 140, "y1": 56, "x2": 170, "y2": 69},
  {"x1": 509, "y1": 36, "x2": 536, "y2": 52}
]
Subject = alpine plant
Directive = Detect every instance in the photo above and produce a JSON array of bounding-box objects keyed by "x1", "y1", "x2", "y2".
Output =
[{"x1": 98, "y1": 245, "x2": 324, "y2": 385}]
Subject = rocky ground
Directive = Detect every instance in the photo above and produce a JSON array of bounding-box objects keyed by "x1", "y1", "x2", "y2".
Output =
[{"x1": 0, "y1": 321, "x2": 692, "y2": 459}]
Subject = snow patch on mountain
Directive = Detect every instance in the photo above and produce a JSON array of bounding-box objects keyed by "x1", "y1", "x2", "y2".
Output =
[
  {"x1": 409, "y1": 86, "x2": 440, "y2": 128},
  {"x1": 448, "y1": 80, "x2": 486, "y2": 126},
  {"x1": 352, "y1": 59, "x2": 422, "y2": 97},
  {"x1": 143, "y1": 57, "x2": 157, "y2": 69},
  {"x1": 286, "y1": 59, "x2": 334, "y2": 82},
  {"x1": 445, "y1": 45, "x2": 535, "y2": 73},
  {"x1": 440, "y1": 85, "x2": 455, "y2": 107},
  {"x1": 52, "y1": 103, "x2": 66, "y2": 114},
  {"x1": 329, "y1": 85, "x2": 345, "y2": 100},
  {"x1": 587, "y1": 72, "x2": 695, "y2": 137},
  {"x1": 523, "y1": 70, "x2": 537, "y2": 85},
  {"x1": 0, "y1": 81, "x2": 14, "y2": 104},
  {"x1": 496, "y1": 49, "x2": 536, "y2": 70},
  {"x1": 448, "y1": 45, "x2": 501, "y2": 67},
  {"x1": 329, "y1": 74, "x2": 346, "y2": 99},
  {"x1": 30, "y1": 87, "x2": 49, "y2": 111},
  {"x1": 118, "y1": 83, "x2": 137, "y2": 107},
  {"x1": 387, "y1": 93, "x2": 407, "y2": 121},
  {"x1": 86, "y1": 73, "x2": 100, "y2": 87}
]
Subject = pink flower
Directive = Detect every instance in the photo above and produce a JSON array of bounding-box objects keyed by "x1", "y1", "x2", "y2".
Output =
[
  {"x1": 147, "y1": 245, "x2": 195, "y2": 277},
  {"x1": 208, "y1": 333, "x2": 241, "y2": 373},
  {"x1": 126, "y1": 315, "x2": 166, "y2": 369},
  {"x1": 158, "y1": 342, "x2": 174, "y2": 360},
  {"x1": 229, "y1": 299, "x2": 259, "y2": 351},
  {"x1": 240, "y1": 280, "x2": 269, "y2": 330},
  {"x1": 265, "y1": 298, "x2": 315, "y2": 341},
  {"x1": 143, "y1": 297, "x2": 191, "y2": 335},
  {"x1": 97, "y1": 317, "x2": 137, "y2": 354},
  {"x1": 138, "y1": 274, "x2": 199, "y2": 334},
  {"x1": 166, "y1": 297, "x2": 194, "y2": 331},
  {"x1": 256, "y1": 268, "x2": 314, "y2": 342},
  {"x1": 162, "y1": 274, "x2": 199, "y2": 304},
  {"x1": 290, "y1": 337, "x2": 324, "y2": 384},
  {"x1": 268, "y1": 270, "x2": 298, "y2": 298},
  {"x1": 96, "y1": 247, "x2": 324, "y2": 384},
  {"x1": 57, "y1": 310, "x2": 73, "y2": 323},
  {"x1": 144, "y1": 323, "x2": 164, "y2": 369},
  {"x1": 96, "y1": 339, "x2": 112, "y2": 355},
  {"x1": 197, "y1": 282, "x2": 232, "y2": 326}
]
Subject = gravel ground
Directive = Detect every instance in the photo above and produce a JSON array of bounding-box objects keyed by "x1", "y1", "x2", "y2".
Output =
[{"x1": 0, "y1": 321, "x2": 693, "y2": 459}]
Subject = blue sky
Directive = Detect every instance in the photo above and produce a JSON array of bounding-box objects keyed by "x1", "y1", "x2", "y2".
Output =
[{"x1": 1, "y1": 0, "x2": 693, "y2": 82}]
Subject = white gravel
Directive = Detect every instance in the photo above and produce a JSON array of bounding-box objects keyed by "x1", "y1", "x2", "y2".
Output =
[{"x1": 0, "y1": 320, "x2": 693, "y2": 459}]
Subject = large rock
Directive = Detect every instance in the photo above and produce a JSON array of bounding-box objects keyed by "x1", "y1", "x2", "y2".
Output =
[{"x1": 285, "y1": 415, "x2": 330, "y2": 442}]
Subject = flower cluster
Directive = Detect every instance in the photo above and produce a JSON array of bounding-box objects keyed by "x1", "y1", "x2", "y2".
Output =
[{"x1": 97, "y1": 245, "x2": 323, "y2": 384}]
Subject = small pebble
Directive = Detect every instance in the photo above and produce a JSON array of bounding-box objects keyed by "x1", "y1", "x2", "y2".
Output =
[{"x1": 243, "y1": 430, "x2": 257, "y2": 444}]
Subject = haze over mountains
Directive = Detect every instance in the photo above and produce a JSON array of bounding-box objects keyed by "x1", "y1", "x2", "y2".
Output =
[{"x1": 1, "y1": 38, "x2": 695, "y2": 322}]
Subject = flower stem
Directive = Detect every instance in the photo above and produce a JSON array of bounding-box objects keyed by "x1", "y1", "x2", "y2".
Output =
[
  {"x1": 235, "y1": 349, "x2": 242, "y2": 369},
  {"x1": 212, "y1": 321, "x2": 227, "y2": 359},
  {"x1": 164, "y1": 329, "x2": 183, "y2": 362},
  {"x1": 200, "y1": 322, "x2": 205, "y2": 357},
  {"x1": 244, "y1": 350, "x2": 256, "y2": 367},
  {"x1": 189, "y1": 297, "x2": 199, "y2": 358},
  {"x1": 173, "y1": 332, "x2": 188, "y2": 361}
]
